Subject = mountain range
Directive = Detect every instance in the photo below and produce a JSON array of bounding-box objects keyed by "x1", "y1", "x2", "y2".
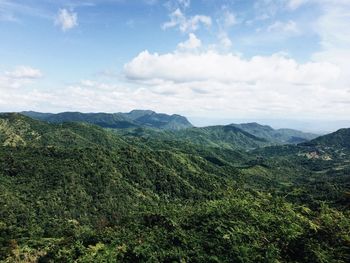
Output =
[
  {"x1": 0, "y1": 111, "x2": 349, "y2": 262},
  {"x1": 21, "y1": 110, "x2": 193, "y2": 130},
  {"x1": 21, "y1": 110, "x2": 318, "y2": 148}
]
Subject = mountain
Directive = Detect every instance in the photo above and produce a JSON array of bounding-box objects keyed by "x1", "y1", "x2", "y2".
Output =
[
  {"x1": 0, "y1": 113, "x2": 349, "y2": 262},
  {"x1": 18, "y1": 112, "x2": 270, "y2": 150},
  {"x1": 302, "y1": 128, "x2": 350, "y2": 149},
  {"x1": 20, "y1": 111, "x2": 53, "y2": 119},
  {"x1": 125, "y1": 109, "x2": 193, "y2": 130},
  {"x1": 231, "y1": 122, "x2": 318, "y2": 144},
  {"x1": 21, "y1": 110, "x2": 193, "y2": 130},
  {"x1": 178, "y1": 125, "x2": 269, "y2": 149},
  {"x1": 117, "y1": 124, "x2": 269, "y2": 150},
  {"x1": 0, "y1": 113, "x2": 127, "y2": 149},
  {"x1": 20, "y1": 111, "x2": 317, "y2": 147}
]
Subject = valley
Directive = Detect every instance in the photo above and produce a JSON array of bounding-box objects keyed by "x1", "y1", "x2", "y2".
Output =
[{"x1": 0, "y1": 111, "x2": 349, "y2": 262}]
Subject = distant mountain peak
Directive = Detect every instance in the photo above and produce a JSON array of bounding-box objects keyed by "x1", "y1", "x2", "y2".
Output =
[
  {"x1": 230, "y1": 122, "x2": 317, "y2": 144},
  {"x1": 235, "y1": 122, "x2": 274, "y2": 131},
  {"x1": 21, "y1": 110, "x2": 193, "y2": 130}
]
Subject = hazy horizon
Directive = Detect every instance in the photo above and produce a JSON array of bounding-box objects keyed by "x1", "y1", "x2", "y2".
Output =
[{"x1": 7, "y1": 109, "x2": 350, "y2": 133}]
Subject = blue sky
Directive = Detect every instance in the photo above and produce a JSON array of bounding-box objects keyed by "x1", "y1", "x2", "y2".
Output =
[{"x1": 0, "y1": 0, "x2": 350, "y2": 131}]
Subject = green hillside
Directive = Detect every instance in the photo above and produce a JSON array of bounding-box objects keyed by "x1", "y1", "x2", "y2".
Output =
[
  {"x1": 231, "y1": 122, "x2": 318, "y2": 144},
  {"x1": 0, "y1": 113, "x2": 127, "y2": 149},
  {"x1": 116, "y1": 125, "x2": 269, "y2": 150},
  {"x1": 0, "y1": 114, "x2": 349, "y2": 262},
  {"x1": 302, "y1": 128, "x2": 350, "y2": 149},
  {"x1": 21, "y1": 111, "x2": 319, "y2": 149},
  {"x1": 126, "y1": 110, "x2": 193, "y2": 130},
  {"x1": 21, "y1": 110, "x2": 193, "y2": 130}
]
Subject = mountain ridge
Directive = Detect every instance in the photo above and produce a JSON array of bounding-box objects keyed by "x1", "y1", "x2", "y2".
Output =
[
  {"x1": 21, "y1": 110, "x2": 193, "y2": 131},
  {"x1": 0, "y1": 112, "x2": 349, "y2": 262},
  {"x1": 230, "y1": 122, "x2": 318, "y2": 144},
  {"x1": 20, "y1": 110, "x2": 318, "y2": 144}
]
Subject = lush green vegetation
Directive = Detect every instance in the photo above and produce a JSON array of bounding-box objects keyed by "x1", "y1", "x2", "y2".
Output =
[
  {"x1": 115, "y1": 125, "x2": 269, "y2": 150},
  {"x1": 231, "y1": 122, "x2": 318, "y2": 144},
  {"x1": 0, "y1": 113, "x2": 349, "y2": 262},
  {"x1": 22, "y1": 110, "x2": 317, "y2": 145},
  {"x1": 21, "y1": 110, "x2": 193, "y2": 130}
]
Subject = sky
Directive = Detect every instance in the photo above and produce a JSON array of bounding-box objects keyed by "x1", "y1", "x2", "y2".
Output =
[{"x1": 0, "y1": 0, "x2": 350, "y2": 131}]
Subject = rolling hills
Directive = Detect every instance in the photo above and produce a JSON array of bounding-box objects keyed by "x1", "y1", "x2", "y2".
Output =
[
  {"x1": 302, "y1": 128, "x2": 350, "y2": 149},
  {"x1": 0, "y1": 113, "x2": 349, "y2": 262},
  {"x1": 21, "y1": 110, "x2": 193, "y2": 130},
  {"x1": 21, "y1": 111, "x2": 318, "y2": 147},
  {"x1": 231, "y1": 122, "x2": 318, "y2": 144}
]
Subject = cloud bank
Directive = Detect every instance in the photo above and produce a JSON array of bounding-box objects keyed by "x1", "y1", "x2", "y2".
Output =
[{"x1": 124, "y1": 50, "x2": 339, "y2": 84}]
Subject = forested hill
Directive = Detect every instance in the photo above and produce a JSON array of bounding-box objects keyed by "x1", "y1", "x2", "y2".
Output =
[
  {"x1": 230, "y1": 122, "x2": 318, "y2": 144},
  {"x1": 0, "y1": 113, "x2": 349, "y2": 262},
  {"x1": 117, "y1": 125, "x2": 270, "y2": 150},
  {"x1": 21, "y1": 110, "x2": 319, "y2": 148},
  {"x1": 0, "y1": 113, "x2": 127, "y2": 149},
  {"x1": 301, "y1": 128, "x2": 350, "y2": 149},
  {"x1": 21, "y1": 110, "x2": 193, "y2": 130}
]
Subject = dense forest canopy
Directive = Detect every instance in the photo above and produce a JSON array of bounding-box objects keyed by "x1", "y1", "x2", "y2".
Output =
[{"x1": 0, "y1": 112, "x2": 349, "y2": 262}]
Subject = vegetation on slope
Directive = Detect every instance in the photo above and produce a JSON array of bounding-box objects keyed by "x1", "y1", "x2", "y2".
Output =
[
  {"x1": 0, "y1": 113, "x2": 349, "y2": 262},
  {"x1": 21, "y1": 110, "x2": 193, "y2": 130},
  {"x1": 231, "y1": 122, "x2": 318, "y2": 144},
  {"x1": 116, "y1": 125, "x2": 269, "y2": 150}
]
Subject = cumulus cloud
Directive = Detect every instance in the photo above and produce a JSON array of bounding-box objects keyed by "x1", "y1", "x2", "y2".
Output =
[
  {"x1": 117, "y1": 49, "x2": 350, "y2": 120},
  {"x1": 55, "y1": 8, "x2": 78, "y2": 32},
  {"x1": 162, "y1": 8, "x2": 211, "y2": 32},
  {"x1": 124, "y1": 50, "x2": 339, "y2": 84},
  {"x1": 0, "y1": 66, "x2": 42, "y2": 91},
  {"x1": 0, "y1": 66, "x2": 47, "y2": 111},
  {"x1": 177, "y1": 33, "x2": 202, "y2": 50},
  {"x1": 1, "y1": 0, "x2": 350, "y2": 123}
]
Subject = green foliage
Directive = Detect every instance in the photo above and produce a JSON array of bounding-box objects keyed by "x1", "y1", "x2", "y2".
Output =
[
  {"x1": 21, "y1": 110, "x2": 193, "y2": 130},
  {"x1": 302, "y1": 128, "x2": 350, "y2": 149},
  {"x1": 231, "y1": 122, "x2": 318, "y2": 144},
  {"x1": 0, "y1": 113, "x2": 349, "y2": 262}
]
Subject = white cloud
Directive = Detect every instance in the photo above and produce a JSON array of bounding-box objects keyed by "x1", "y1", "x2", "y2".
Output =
[
  {"x1": 218, "y1": 32, "x2": 232, "y2": 48},
  {"x1": 5, "y1": 66, "x2": 42, "y2": 79},
  {"x1": 222, "y1": 10, "x2": 237, "y2": 28},
  {"x1": 287, "y1": 0, "x2": 310, "y2": 10},
  {"x1": 215, "y1": 8, "x2": 237, "y2": 49},
  {"x1": 267, "y1": 20, "x2": 299, "y2": 34},
  {"x1": 118, "y1": 49, "x2": 350, "y2": 120},
  {"x1": 55, "y1": 8, "x2": 78, "y2": 32},
  {"x1": 177, "y1": 33, "x2": 202, "y2": 50},
  {"x1": 124, "y1": 50, "x2": 339, "y2": 84},
  {"x1": 0, "y1": 66, "x2": 47, "y2": 111},
  {"x1": 0, "y1": 66, "x2": 42, "y2": 91},
  {"x1": 315, "y1": 2, "x2": 350, "y2": 49},
  {"x1": 312, "y1": 0, "x2": 350, "y2": 86},
  {"x1": 162, "y1": 8, "x2": 211, "y2": 32},
  {"x1": 2, "y1": 0, "x2": 350, "y2": 123}
]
